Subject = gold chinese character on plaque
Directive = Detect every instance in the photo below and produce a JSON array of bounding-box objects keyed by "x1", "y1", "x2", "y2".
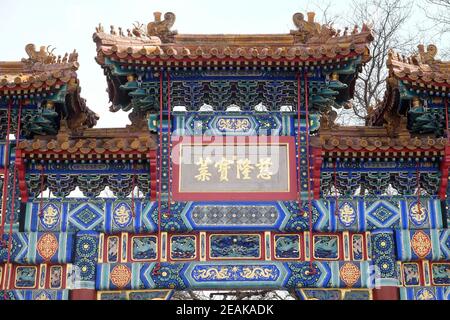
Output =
[
  {"x1": 215, "y1": 158, "x2": 234, "y2": 182},
  {"x1": 256, "y1": 158, "x2": 274, "y2": 180},
  {"x1": 195, "y1": 157, "x2": 213, "y2": 182},
  {"x1": 236, "y1": 158, "x2": 254, "y2": 180}
]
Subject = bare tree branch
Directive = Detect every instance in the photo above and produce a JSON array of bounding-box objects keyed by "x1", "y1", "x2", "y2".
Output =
[
  {"x1": 349, "y1": 0, "x2": 415, "y2": 120},
  {"x1": 423, "y1": 0, "x2": 450, "y2": 33}
]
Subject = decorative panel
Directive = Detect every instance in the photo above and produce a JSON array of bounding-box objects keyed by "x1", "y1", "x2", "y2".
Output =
[
  {"x1": 169, "y1": 235, "x2": 197, "y2": 261},
  {"x1": 0, "y1": 289, "x2": 69, "y2": 300},
  {"x1": 171, "y1": 136, "x2": 298, "y2": 201},
  {"x1": 312, "y1": 234, "x2": 342, "y2": 260},
  {"x1": 0, "y1": 232, "x2": 73, "y2": 264},
  {"x1": 399, "y1": 287, "x2": 450, "y2": 300},
  {"x1": 370, "y1": 230, "x2": 399, "y2": 286},
  {"x1": 178, "y1": 113, "x2": 288, "y2": 137},
  {"x1": 272, "y1": 234, "x2": 302, "y2": 260},
  {"x1": 25, "y1": 199, "x2": 156, "y2": 233},
  {"x1": 208, "y1": 234, "x2": 263, "y2": 260},
  {"x1": 25, "y1": 197, "x2": 443, "y2": 233},
  {"x1": 430, "y1": 262, "x2": 450, "y2": 286},
  {"x1": 0, "y1": 264, "x2": 70, "y2": 290},
  {"x1": 295, "y1": 288, "x2": 373, "y2": 300},
  {"x1": 97, "y1": 290, "x2": 174, "y2": 300},
  {"x1": 72, "y1": 231, "x2": 100, "y2": 289},
  {"x1": 97, "y1": 232, "x2": 369, "y2": 264},
  {"x1": 96, "y1": 261, "x2": 372, "y2": 290},
  {"x1": 395, "y1": 229, "x2": 449, "y2": 261}
]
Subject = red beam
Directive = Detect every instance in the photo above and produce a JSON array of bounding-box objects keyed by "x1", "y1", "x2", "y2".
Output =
[{"x1": 439, "y1": 145, "x2": 450, "y2": 200}]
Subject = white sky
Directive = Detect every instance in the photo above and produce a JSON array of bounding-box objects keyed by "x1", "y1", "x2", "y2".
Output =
[{"x1": 0, "y1": 0, "x2": 447, "y2": 128}]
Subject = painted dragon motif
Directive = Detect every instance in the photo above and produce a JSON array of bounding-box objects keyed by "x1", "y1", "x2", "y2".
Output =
[
  {"x1": 194, "y1": 267, "x2": 230, "y2": 280},
  {"x1": 241, "y1": 267, "x2": 275, "y2": 280}
]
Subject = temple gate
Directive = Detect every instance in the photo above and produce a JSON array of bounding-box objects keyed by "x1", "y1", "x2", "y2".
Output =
[{"x1": 0, "y1": 12, "x2": 448, "y2": 300}]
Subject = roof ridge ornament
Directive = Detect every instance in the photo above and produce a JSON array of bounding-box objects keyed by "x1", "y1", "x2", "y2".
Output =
[
  {"x1": 290, "y1": 12, "x2": 338, "y2": 44},
  {"x1": 147, "y1": 11, "x2": 177, "y2": 43},
  {"x1": 22, "y1": 44, "x2": 78, "y2": 66},
  {"x1": 415, "y1": 44, "x2": 438, "y2": 65}
]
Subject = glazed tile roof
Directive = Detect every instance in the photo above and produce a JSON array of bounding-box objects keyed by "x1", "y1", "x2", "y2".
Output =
[
  {"x1": 93, "y1": 12, "x2": 374, "y2": 66},
  {"x1": 18, "y1": 127, "x2": 157, "y2": 157},
  {"x1": 387, "y1": 45, "x2": 450, "y2": 87},
  {"x1": 0, "y1": 44, "x2": 99, "y2": 130},
  {"x1": 312, "y1": 126, "x2": 447, "y2": 154},
  {"x1": 367, "y1": 44, "x2": 449, "y2": 126},
  {"x1": 0, "y1": 44, "x2": 80, "y2": 91}
]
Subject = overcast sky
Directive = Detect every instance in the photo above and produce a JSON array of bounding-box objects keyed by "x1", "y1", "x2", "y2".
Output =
[{"x1": 1, "y1": 0, "x2": 447, "y2": 128}]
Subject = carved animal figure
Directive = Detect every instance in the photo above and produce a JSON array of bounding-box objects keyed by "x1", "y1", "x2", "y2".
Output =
[
  {"x1": 24, "y1": 44, "x2": 56, "y2": 64},
  {"x1": 416, "y1": 44, "x2": 438, "y2": 64},
  {"x1": 147, "y1": 12, "x2": 177, "y2": 41}
]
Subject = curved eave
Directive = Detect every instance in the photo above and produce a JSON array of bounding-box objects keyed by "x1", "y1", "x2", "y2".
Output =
[
  {"x1": 366, "y1": 83, "x2": 399, "y2": 127},
  {"x1": 313, "y1": 137, "x2": 446, "y2": 155},
  {"x1": 18, "y1": 131, "x2": 158, "y2": 157},
  {"x1": 397, "y1": 76, "x2": 450, "y2": 93},
  {"x1": 96, "y1": 49, "x2": 369, "y2": 68},
  {"x1": 0, "y1": 79, "x2": 74, "y2": 97}
]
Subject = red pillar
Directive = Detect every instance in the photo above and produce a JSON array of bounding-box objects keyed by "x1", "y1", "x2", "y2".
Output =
[
  {"x1": 70, "y1": 289, "x2": 97, "y2": 301},
  {"x1": 373, "y1": 287, "x2": 399, "y2": 300},
  {"x1": 312, "y1": 147, "x2": 323, "y2": 200}
]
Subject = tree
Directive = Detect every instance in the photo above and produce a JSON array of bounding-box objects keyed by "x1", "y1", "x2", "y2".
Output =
[
  {"x1": 423, "y1": 0, "x2": 450, "y2": 34},
  {"x1": 348, "y1": 0, "x2": 416, "y2": 120},
  {"x1": 171, "y1": 290, "x2": 296, "y2": 301},
  {"x1": 421, "y1": 0, "x2": 450, "y2": 58}
]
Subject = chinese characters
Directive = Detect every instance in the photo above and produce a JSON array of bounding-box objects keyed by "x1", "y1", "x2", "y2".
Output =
[{"x1": 195, "y1": 157, "x2": 274, "y2": 182}]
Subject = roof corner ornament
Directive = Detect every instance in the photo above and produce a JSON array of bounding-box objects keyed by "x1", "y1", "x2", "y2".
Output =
[
  {"x1": 415, "y1": 44, "x2": 438, "y2": 65},
  {"x1": 22, "y1": 44, "x2": 78, "y2": 66},
  {"x1": 290, "y1": 12, "x2": 336, "y2": 43},
  {"x1": 147, "y1": 11, "x2": 177, "y2": 42},
  {"x1": 22, "y1": 44, "x2": 57, "y2": 65},
  {"x1": 95, "y1": 23, "x2": 105, "y2": 33}
]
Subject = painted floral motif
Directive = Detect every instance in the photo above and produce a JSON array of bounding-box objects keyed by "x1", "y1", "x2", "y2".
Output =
[
  {"x1": 217, "y1": 118, "x2": 252, "y2": 132},
  {"x1": 340, "y1": 263, "x2": 361, "y2": 287},
  {"x1": 36, "y1": 233, "x2": 58, "y2": 261},
  {"x1": 74, "y1": 233, "x2": 99, "y2": 283},
  {"x1": 371, "y1": 232, "x2": 397, "y2": 279},
  {"x1": 411, "y1": 231, "x2": 432, "y2": 259},
  {"x1": 110, "y1": 264, "x2": 132, "y2": 289},
  {"x1": 35, "y1": 292, "x2": 51, "y2": 300}
]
